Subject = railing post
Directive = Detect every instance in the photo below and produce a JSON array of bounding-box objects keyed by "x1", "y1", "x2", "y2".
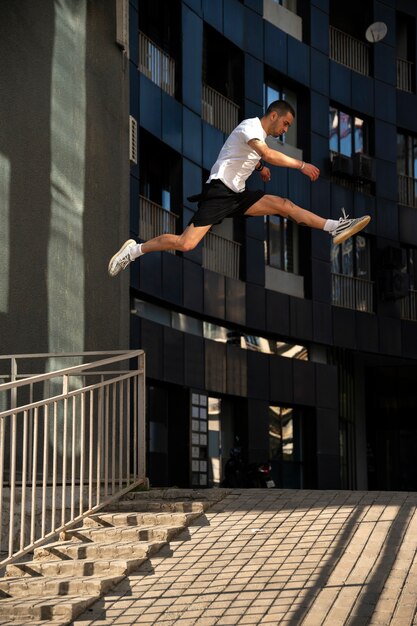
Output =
[
  {"x1": 10, "y1": 357, "x2": 17, "y2": 410},
  {"x1": 138, "y1": 352, "x2": 146, "y2": 481},
  {"x1": 0, "y1": 350, "x2": 147, "y2": 567}
]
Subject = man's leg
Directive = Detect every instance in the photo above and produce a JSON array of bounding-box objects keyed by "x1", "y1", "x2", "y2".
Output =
[
  {"x1": 141, "y1": 223, "x2": 212, "y2": 253},
  {"x1": 244, "y1": 195, "x2": 326, "y2": 228},
  {"x1": 108, "y1": 224, "x2": 212, "y2": 277},
  {"x1": 245, "y1": 194, "x2": 370, "y2": 243}
]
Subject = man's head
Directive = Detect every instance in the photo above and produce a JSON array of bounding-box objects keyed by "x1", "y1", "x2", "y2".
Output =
[{"x1": 263, "y1": 99, "x2": 295, "y2": 138}]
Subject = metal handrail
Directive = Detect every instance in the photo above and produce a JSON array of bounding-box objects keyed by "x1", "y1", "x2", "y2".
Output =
[
  {"x1": 398, "y1": 174, "x2": 417, "y2": 208},
  {"x1": 202, "y1": 84, "x2": 239, "y2": 135},
  {"x1": 401, "y1": 289, "x2": 417, "y2": 321},
  {"x1": 329, "y1": 26, "x2": 370, "y2": 76},
  {"x1": 397, "y1": 57, "x2": 414, "y2": 93},
  {"x1": 203, "y1": 231, "x2": 241, "y2": 280},
  {"x1": 331, "y1": 272, "x2": 374, "y2": 312},
  {"x1": 0, "y1": 350, "x2": 146, "y2": 567}
]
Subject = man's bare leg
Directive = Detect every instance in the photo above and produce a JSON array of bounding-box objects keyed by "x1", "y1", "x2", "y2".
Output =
[
  {"x1": 141, "y1": 223, "x2": 212, "y2": 254},
  {"x1": 244, "y1": 194, "x2": 326, "y2": 228},
  {"x1": 108, "y1": 224, "x2": 212, "y2": 277},
  {"x1": 245, "y1": 194, "x2": 371, "y2": 244}
]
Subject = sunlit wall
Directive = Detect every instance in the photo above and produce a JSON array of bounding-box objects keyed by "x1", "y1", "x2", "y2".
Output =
[{"x1": 0, "y1": 0, "x2": 130, "y2": 360}]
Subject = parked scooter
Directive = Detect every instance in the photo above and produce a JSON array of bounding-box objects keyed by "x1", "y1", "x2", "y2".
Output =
[{"x1": 223, "y1": 441, "x2": 275, "y2": 488}]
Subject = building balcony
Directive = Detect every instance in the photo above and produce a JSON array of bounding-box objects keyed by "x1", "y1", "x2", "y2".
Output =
[
  {"x1": 139, "y1": 32, "x2": 175, "y2": 96},
  {"x1": 203, "y1": 231, "x2": 241, "y2": 280},
  {"x1": 330, "y1": 26, "x2": 370, "y2": 76},
  {"x1": 202, "y1": 84, "x2": 239, "y2": 135},
  {"x1": 139, "y1": 196, "x2": 178, "y2": 254},
  {"x1": 397, "y1": 58, "x2": 414, "y2": 93},
  {"x1": 332, "y1": 273, "x2": 374, "y2": 313},
  {"x1": 401, "y1": 289, "x2": 417, "y2": 321},
  {"x1": 398, "y1": 174, "x2": 417, "y2": 208}
]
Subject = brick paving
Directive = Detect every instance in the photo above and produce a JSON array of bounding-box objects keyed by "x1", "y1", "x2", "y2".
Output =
[{"x1": 73, "y1": 489, "x2": 417, "y2": 626}]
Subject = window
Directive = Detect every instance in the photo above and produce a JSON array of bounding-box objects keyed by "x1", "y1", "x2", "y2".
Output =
[
  {"x1": 400, "y1": 247, "x2": 417, "y2": 321},
  {"x1": 269, "y1": 406, "x2": 303, "y2": 488},
  {"x1": 264, "y1": 82, "x2": 297, "y2": 148},
  {"x1": 331, "y1": 235, "x2": 371, "y2": 279},
  {"x1": 132, "y1": 298, "x2": 309, "y2": 358},
  {"x1": 396, "y1": 12, "x2": 415, "y2": 93},
  {"x1": 402, "y1": 248, "x2": 417, "y2": 290},
  {"x1": 329, "y1": 107, "x2": 367, "y2": 157},
  {"x1": 397, "y1": 133, "x2": 417, "y2": 178},
  {"x1": 331, "y1": 235, "x2": 373, "y2": 312},
  {"x1": 203, "y1": 25, "x2": 243, "y2": 108},
  {"x1": 138, "y1": 0, "x2": 181, "y2": 97},
  {"x1": 139, "y1": 131, "x2": 181, "y2": 211},
  {"x1": 272, "y1": 0, "x2": 297, "y2": 11},
  {"x1": 397, "y1": 133, "x2": 417, "y2": 207},
  {"x1": 266, "y1": 215, "x2": 296, "y2": 273}
]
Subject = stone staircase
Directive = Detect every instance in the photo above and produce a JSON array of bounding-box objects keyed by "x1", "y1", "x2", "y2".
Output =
[{"x1": 0, "y1": 489, "x2": 226, "y2": 626}]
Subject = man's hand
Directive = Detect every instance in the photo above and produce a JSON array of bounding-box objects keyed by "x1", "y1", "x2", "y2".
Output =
[
  {"x1": 260, "y1": 166, "x2": 271, "y2": 182},
  {"x1": 301, "y1": 162, "x2": 320, "y2": 182}
]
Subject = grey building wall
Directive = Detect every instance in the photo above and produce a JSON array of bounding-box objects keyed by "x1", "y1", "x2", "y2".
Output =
[{"x1": 0, "y1": 0, "x2": 130, "y2": 358}]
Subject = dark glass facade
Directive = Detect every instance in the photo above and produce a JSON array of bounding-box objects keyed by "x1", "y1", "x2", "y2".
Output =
[{"x1": 128, "y1": 0, "x2": 417, "y2": 491}]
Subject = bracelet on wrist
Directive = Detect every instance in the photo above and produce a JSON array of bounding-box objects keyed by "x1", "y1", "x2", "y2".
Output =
[
  {"x1": 299, "y1": 161, "x2": 305, "y2": 170},
  {"x1": 255, "y1": 161, "x2": 264, "y2": 172}
]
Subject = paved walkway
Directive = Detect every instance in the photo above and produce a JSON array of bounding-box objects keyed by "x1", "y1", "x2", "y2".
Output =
[{"x1": 73, "y1": 489, "x2": 417, "y2": 626}]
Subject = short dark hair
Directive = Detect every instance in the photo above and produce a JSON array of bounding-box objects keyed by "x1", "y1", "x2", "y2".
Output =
[{"x1": 266, "y1": 99, "x2": 295, "y2": 118}]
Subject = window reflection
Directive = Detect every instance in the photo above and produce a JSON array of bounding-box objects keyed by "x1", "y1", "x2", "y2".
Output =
[
  {"x1": 329, "y1": 107, "x2": 338, "y2": 152},
  {"x1": 269, "y1": 406, "x2": 295, "y2": 461},
  {"x1": 340, "y1": 112, "x2": 352, "y2": 156},
  {"x1": 133, "y1": 298, "x2": 309, "y2": 359},
  {"x1": 354, "y1": 117, "x2": 364, "y2": 154},
  {"x1": 341, "y1": 238, "x2": 354, "y2": 276},
  {"x1": 269, "y1": 405, "x2": 302, "y2": 488},
  {"x1": 331, "y1": 236, "x2": 371, "y2": 281},
  {"x1": 330, "y1": 107, "x2": 366, "y2": 156}
]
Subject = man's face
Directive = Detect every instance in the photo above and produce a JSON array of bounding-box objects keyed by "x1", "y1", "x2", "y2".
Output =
[{"x1": 270, "y1": 111, "x2": 294, "y2": 138}]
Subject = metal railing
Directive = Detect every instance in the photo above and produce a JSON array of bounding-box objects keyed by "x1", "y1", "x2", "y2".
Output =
[
  {"x1": 398, "y1": 174, "x2": 417, "y2": 208},
  {"x1": 401, "y1": 289, "x2": 417, "y2": 321},
  {"x1": 203, "y1": 231, "x2": 241, "y2": 280},
  {"x1": 397, "y1": 58, "x2": 414, "y2": 93},
  {"x1": 0, "y1": 350, "x2": 146, "y2": 567},
  {"x1": 139, "y1": 31, "x2": 175, "y2": 96},
  {"x1": 332, "y1": 273, "x2": 374, "y2": 312},
  {"x1": 330, "y1": 26, "x2": 370, "y2": 76},
  {"x1": 139, "y1": 196, "x2": 178, "y2": 254},
  {"x1": 202, "y1": 84, "x2": 239, "y2": 135}
]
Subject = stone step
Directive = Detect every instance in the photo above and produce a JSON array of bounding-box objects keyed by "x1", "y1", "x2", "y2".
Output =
[
  {"x1": 59, "y1": 523, "x2": 184, "y2": 544},
  {"x1": 83, "y1": 510, "x2": 198, "y2": 529},
  {"x1": 0, "y1": 573, "x2": 124, "y2": 598},
  {"x1": 0, "y1": 621, "x2": 64, "y2": 626},
  {"x1": 108, "y1": 498, "x2": 208, "y2": 513},
  {"x1": 0, "y1": 593, "x2": 98, "y2": 622},
  {"x1": 34, "y1": 538, "x2": 166, "y2": 562},
  {"x1": 6, "y1": 555, "x2": 146, "y2": 578}
]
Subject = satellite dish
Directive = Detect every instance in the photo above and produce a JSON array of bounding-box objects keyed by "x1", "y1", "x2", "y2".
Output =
[{"x1": 365, "y1": 22, "x2": 388, "y2": 43}]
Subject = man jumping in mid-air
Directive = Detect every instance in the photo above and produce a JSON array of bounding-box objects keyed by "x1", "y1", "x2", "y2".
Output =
[{"x1": 108, "y1": 100, "x2": 370, "y2": 277}]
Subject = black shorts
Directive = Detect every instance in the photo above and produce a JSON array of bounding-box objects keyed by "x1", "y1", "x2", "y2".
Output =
[{"x1": 187, "y1": 179, "x2": 265, "y2": 227}]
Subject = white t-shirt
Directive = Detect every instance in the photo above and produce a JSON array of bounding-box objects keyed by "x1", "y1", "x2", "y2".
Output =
[{"x1": 208, "y1": 117, "x2": 267, "y2": 193}]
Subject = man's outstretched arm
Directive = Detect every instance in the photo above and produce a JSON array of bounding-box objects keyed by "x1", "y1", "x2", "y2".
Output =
[{"x1": 248, "y1": 138, "x2": 320, "y2": 181}]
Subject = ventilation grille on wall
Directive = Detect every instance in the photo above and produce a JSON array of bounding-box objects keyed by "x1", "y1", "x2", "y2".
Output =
[
  {"x1": 129, "y1": 115, "x2": 138, "y2": 164},
  {"x1": 116, "y1": 0, "x2": 129, "y2": 53}
]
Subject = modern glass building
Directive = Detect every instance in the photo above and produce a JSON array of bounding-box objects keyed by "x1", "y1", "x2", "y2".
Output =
[
  {"x1": 1, "y1": 0, "x2": 416, "y2": 492},
  {"x1": 126, "y1": 0, "x2": 417, "y2": 491}
]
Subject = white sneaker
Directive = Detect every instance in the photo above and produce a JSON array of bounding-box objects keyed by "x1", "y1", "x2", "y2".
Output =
[
  {"x1": 331, "y1": 209, "x2": 371, "y2": 245},
  {"x1": 108, "y1": 239, "x2": 136, "y2": 277}
]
